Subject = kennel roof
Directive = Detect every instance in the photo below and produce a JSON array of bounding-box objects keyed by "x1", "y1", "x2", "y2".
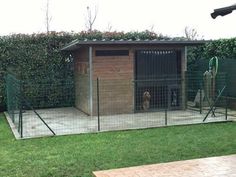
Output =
[{"x1": 61, "y1": 39, "x2": 207, "y2": 51}]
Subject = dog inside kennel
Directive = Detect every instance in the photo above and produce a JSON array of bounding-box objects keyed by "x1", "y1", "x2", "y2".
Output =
[{"x1": 135, "y1": 50, "x2": 182, "y2": 111}]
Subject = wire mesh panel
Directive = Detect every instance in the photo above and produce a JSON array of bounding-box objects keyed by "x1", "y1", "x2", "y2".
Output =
[
  {"x1": 96, "y1": 72, "x2": 232, "y2": 132},
  {"x1": 134, "y1": 78, "x2": 182, "y2": 111},
  {"x1": 97, "y1": 79, "x2": 167, "y2": 131},
  {"x1": 5, "y1": 73, "x2": 77, "y2": 138},
  {"x1": 186, "y1": 72, "x2": 229, "y2": 123},
  {"x1": 20, "y1": 79, "x2": 76, "y2": 138},
  {"x1": 4, "y1": 71, "x2": 235, "y2": 139},
  {"x1": 5, "y1": 74, "x2": 22, "y2": 135}
]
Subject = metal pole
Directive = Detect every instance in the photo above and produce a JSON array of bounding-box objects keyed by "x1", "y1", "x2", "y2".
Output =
[
  {"x1": 225, "y1": 96, "x2": 228, "y2": 121},
  {"x1": 183, "y1": 47, "x2": 187, "y2": 110},
  {"x1": 19, "y1": 102, "x2": 23, "y2": 138},
  {"x1": 225, "y1": 74, "x2": 228, "y2": 121},
  {"x1": 203, "y1": 86, "x2": 226, "y2": 122},
  {"x1": 97, "y1": 78, "x2": 100, "y2": 131},
  {"x1": 19, "y1": 80, "x2": 23, "y2": 138},
  {"x1": 23, "y1": 97, "x2": 56, "y2": 135},
  {"x1": 89, "y1": 46, "x2": 93, "y2": 117},
  {"x1": 200, "y1": 88, "x2": 202, "y2": 114},
  {"x1": 165, "y1": 109, "x2": 167, "y2": 126}
]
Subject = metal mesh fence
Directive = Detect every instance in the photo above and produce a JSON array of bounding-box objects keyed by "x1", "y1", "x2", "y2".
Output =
[
  {"x1": 5, "y1": 74, "x2": 21, "y2": 133},
  {"x1": 5, "y1": 72, "x2": 235, "y2": 139}
]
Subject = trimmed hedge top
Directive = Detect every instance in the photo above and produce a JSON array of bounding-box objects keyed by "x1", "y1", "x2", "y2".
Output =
[{"x1": 76, "y1": 30, "x2": 187, "y2": 41}]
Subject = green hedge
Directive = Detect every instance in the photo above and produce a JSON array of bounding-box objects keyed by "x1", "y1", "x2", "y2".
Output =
[
  {"x1": 0, "y1": 32, "x2": 77, "y2": 111},
  {"x1": 188, "y1": 38, "x2": 236, "y2": 98},
  {"x1": 188, "y1": 38, "x2": 236, "y2": 67},
  {"x1": 188, "y1": 38, "x2": 236, "y2": 73},
  {"x1": 1, "y1": 31, "x2": 235, "y2": 111},
  {"x1": 0, "y1": 30, "x2": 174, "y2": 111}
]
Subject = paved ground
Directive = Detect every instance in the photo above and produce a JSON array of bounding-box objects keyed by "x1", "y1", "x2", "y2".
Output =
[
  {"x1": 93, "y1": 154, "x2": 236, "y2": 177},
  {"x1": 5, "y1": 106, "x2": 236, "y2": 139}
]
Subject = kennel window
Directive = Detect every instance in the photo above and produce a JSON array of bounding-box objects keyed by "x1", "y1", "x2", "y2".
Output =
[{"x1": 95, "y1": 50, "x2": 129, "y2": 56}]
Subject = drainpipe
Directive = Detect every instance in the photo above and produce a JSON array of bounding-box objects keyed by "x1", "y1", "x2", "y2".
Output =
[{"x1": 89, "y1": 46, "x2": 93, "y2": 116}]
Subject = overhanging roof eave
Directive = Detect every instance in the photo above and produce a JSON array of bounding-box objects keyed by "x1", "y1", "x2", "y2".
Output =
[{"x1": 61, "y1": 40, "x2": 208, "y2": 51}]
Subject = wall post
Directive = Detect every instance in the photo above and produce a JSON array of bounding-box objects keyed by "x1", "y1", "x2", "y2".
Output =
[
  {"x1": 181, "y1": 47, "x2": 187, "y2": 109},
  {"x1": 89, "y1": 46, "x2": 93, "y2": 116}
]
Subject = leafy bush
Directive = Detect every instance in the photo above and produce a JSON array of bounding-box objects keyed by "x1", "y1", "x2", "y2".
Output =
[
  {"x1": 0, "y1": 30, "x2": 175, "y2": 111},
  {"x1": 188, "y1": 38, "x2": 236, "y2": 99},
  {"x1": 2, "y1": 30, "x2": 235, "y2": 111},
  {"x1": 0, "y1": 32, "x2": 77, "y2": 110},
  {"x1": 188, "y1": 38, "x2": 236, "y2": 67}
]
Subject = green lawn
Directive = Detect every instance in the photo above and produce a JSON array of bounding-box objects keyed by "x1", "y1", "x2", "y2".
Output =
[{"x1": 1, "y1": 114, "x2": 236, "y2": 177}]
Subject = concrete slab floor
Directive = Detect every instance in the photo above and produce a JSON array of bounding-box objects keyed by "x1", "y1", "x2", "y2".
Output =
[
  {"x1": 5, "y1": 107, "x2": 236, "y2": 139},
  {"x1": 93, "y1": 154, "x2": 236, "y2": 177}
]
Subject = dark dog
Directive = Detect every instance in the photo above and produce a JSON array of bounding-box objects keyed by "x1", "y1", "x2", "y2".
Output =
[{"x1": 142, "y1": 91, "x2": 151, "y2": 111}]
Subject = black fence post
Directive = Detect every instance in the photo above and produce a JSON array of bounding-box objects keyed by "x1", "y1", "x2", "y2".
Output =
[
  {"x1": 19, "y1": 80, "x2": 23, "y2": 138},
  {"x1": 225, "y1": 75, "x2": 228, "y2": 121},
  {"x1": 19, "y1": 101, "x2": 23, "y2": 138},
  {"x1": 97, "y1": 78, "x2": 100, "y2": 131},
  {"x1": 200, "y1": 83, "x2": 202, "y2": 114},
  {"x1": 225, "y1": 96, "x2": 228, "y2": 121},
  {"x1": 185, "y1": 71, "x2": 188, "y2": 110},
  {"x1": 165, "y1": 109, "x2": 167, "y2": 126}
]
